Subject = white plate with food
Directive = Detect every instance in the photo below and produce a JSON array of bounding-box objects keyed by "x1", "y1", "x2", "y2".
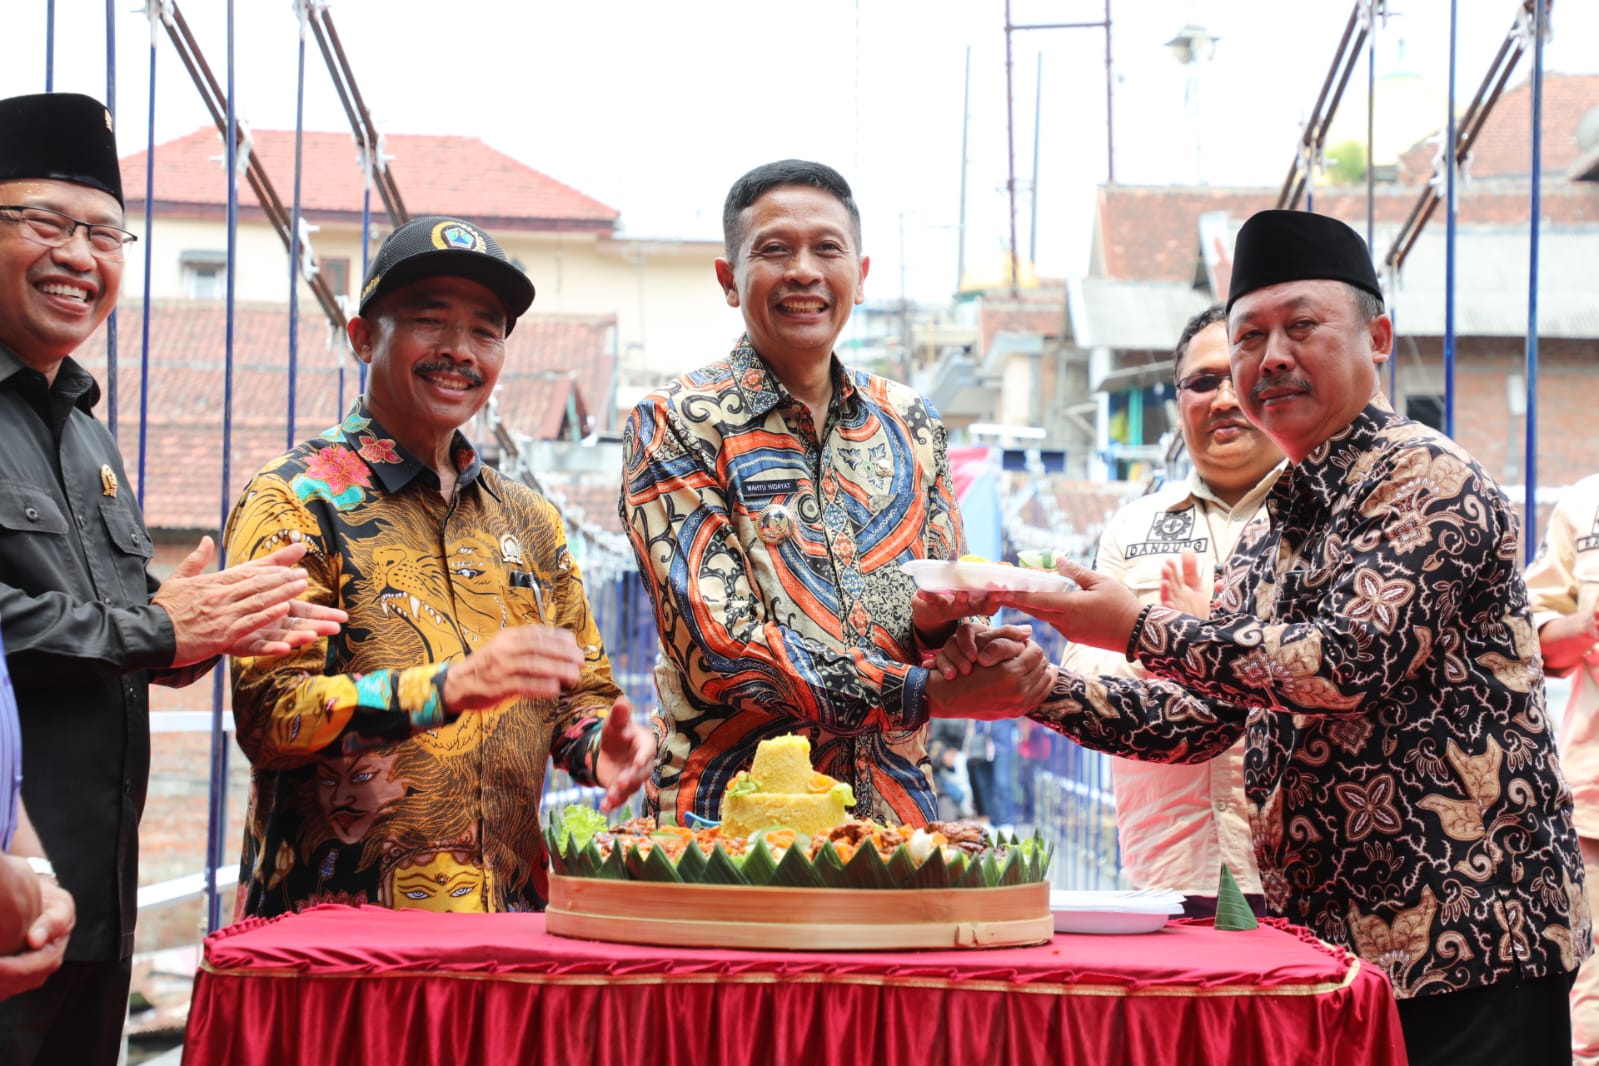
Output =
[
  {"x1": 900, "y1": 558, "x2": 1074, "y2": 594},
  {"x1": 1049, "y1": 889, "x2": 1186, "y2": 935}
]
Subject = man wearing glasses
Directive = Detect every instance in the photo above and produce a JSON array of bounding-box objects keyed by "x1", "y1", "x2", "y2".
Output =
[
  {"x1": 0, "y1": 93, "x2": 343, "y2": 1064},
  {"x1": 1059, "y1": 304, "x2": 1283, "y2": 913}
]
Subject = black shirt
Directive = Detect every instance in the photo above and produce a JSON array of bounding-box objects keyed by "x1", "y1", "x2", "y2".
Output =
[{"x1": 0, "y1": 342, "x2": 176, "y2": 960}]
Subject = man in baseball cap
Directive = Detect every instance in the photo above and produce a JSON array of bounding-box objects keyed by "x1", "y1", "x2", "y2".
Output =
[{"x1": 222, "y1": 214, "x2": 651, "y2": 924}]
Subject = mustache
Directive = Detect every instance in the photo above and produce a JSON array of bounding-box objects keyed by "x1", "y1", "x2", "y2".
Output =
[
  {"x1": 1251, "y1": 373, "x2": 1311, "y2": 402},
  {"x1": 414, "y1": 360, "x2": 484, "y2": 387}
]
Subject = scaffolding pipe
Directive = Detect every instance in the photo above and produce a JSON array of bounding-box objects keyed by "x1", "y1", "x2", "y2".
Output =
[
  {"x1": 1382, "y1": 3, "x2": 1541, "y2": 273},
  {"x1": 308, "y1": 5, "x2": 408, "y2": 226},
  {"x1": 1003, "y1": 3, "x2": 1114, "y2": 297},
  {"x1": 1277, "y1": 5, "x2": 1363, "y2": 210},
  {"x1": 160, "y1": 4, "x2": 346, "y2": 331}
]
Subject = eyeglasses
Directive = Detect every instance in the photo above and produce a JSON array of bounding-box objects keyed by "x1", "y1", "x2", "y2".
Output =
[
  {"x1": 0, "y1": 205, "x2": 138, "y2": 260},
  {"x1": 1175, "y1": 370, "x2": 1235, "y2": 396}
]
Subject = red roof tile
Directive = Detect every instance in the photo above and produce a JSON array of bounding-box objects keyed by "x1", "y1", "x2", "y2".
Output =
[
  {"x1": 1399, "y1": 74, "x2": 1599, "y2": 183},
  {"x1": 1094, "y1": 182, "x2": 1599, "y2": 285},
  {"x1": 121, "y1": 129, "x2": 619, "y2": 231},
  {"x1": 73, "y1": 302, "x2": 616, "y2": 529}
]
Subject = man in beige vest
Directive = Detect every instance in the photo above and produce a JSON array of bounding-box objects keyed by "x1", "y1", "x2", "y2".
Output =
[
  {"x1": 1061, "y1": 305, "x2": 1282, "y2": 906},
  {"x1": 1525, "y1": 472, "x2": 1599, "y2": 1064}
]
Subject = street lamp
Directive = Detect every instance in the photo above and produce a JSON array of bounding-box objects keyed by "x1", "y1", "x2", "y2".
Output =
[{"x1": 1166, "y1": 23, "x2": 1220, "y2": 184}]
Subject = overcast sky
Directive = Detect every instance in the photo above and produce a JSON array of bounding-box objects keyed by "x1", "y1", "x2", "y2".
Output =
[{"x1": 8, "y1": 1, "x2": 1596, "y2": 303}]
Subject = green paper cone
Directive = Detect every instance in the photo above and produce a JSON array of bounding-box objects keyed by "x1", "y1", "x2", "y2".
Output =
[{"x1": 1214, "y1": 863, "x2": 1259, "y2": 931}]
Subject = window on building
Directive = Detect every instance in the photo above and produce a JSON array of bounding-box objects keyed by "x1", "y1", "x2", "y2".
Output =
[
  {"x1": 1406, "y1": 394, "x2": 1445, "y2": 432},
  {"x1": 321, "y1": 257, "x2": 350, "y2": 299},
  {"x1": 180, "y1": 251, "x2": 228, "y2": 300}
]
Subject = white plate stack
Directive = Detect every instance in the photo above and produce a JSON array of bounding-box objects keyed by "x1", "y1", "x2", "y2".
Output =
[{"x1": 1049, "y1": 889, "x2": 1186, "y2": 934}]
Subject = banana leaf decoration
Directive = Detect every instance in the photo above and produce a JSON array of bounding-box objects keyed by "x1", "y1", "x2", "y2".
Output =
[
  {"x1": 548, "y1": 825, "x2": 1056, "y2": 890},
  {"x1": 902, "y1": 849, "x2": 954, "y2": 890},
  {"x1": 675, "y1": 843, "x2": 709, "y2": 883},
  {"x1": 1214, "y1": 863, "x2": 1259, "y2": 931},
  {"x1": 769, "y1": 845, "x2": 827, "y2": 889},
  {"x1": 698, "y1": 845, "x2": 749, "y2": 886},
  {"x1": 739, "y1": 836, "x2": 779, "y2": 887},
  {"x1": 840, "y1": 839, "x2": 897, "y2": 889},
  {"x1": 811, "y1": 841, "x2": 847, "y2": 885}
]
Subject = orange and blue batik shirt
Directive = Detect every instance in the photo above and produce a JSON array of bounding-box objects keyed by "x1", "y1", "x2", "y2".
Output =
[
  {"x1": 226, "y1": 401, "x2": 620, "y2": 918},
  {"x1": 620, "y1": 336, "x2": 966, "y2": 829}
]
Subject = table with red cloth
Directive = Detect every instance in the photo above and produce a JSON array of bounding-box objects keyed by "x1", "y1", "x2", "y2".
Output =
[{"x1": 180, "y1": 904, "x2": 1406, "y2": 1066}]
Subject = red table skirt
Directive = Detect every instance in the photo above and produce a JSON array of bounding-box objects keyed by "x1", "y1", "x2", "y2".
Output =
[{"x1": 182, "y1": 904, "x2": 1406, "y2": 1066}]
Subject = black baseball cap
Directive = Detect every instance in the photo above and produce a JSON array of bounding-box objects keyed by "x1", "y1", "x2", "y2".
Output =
[
  {"x1": 0, "y1": 92, "x2": 124, "y2": 205},
  {"x1": 1227, "y1": 209, "x2": 1382, "y2": 312},
  {"x1": 357, "y1": 215, "x2": 535, "y2": 333}
]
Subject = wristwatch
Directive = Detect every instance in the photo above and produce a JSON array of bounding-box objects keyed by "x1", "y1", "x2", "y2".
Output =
[{"x1": 23, "y1": 856, "x2": 55, "y2": 880}]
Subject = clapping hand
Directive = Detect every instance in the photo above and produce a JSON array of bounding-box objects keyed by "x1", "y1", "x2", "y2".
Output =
[
  {"x1": 154, "y1": 537, "x2": 346, "y2": 666},
  {"x1": 1160, "y1": 549, "x2": 1214, "y2": 619}
]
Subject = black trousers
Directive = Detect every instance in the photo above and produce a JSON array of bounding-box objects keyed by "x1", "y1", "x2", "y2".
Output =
[
  {"x1": 0, "y1": 956, "x2": 131, "y2": 1066},
  {"x1": 1395, "y1": 970, "x2": 1574, "y2": 1066}
]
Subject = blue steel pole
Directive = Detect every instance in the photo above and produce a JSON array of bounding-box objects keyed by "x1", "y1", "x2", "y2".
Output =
[
  {"x1": 287, "y1": 19, "x2": 307, "y2": 448},
  {"x1": 1523, "y1": 0, "x2": 1546, "y2": 561},
  {"x1": 45, "y1": 1, "x2": 55, "y2": 90},
  {"x1": 1442, "y1": 0, "x2": 1457, "y2": 439},
  {"x1": 105, "y1": 0, "x2": 119, "y2": 440},
  {"x1": 138, "y1": 7, "x2": 158, "y2": 506},
  {"x1": 359, "y1": 178, "x2": 372, "y2": 394},
  {"x1": 205, "y1": 0, "x2": 239, "y2": 936}
]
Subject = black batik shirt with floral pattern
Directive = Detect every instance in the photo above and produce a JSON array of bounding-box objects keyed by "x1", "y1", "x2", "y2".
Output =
[{"x1": 1034, "y1": 402, "x2": 1590, "y2": 999}]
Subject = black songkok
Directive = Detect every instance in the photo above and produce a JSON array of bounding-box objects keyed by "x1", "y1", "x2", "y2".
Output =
[
  {"x1": 0, "y1": 93, "x2": 124, "y2": 206},
  {"x1": 1227, "y1": 209, "x2": 1381, "y2": 311}
]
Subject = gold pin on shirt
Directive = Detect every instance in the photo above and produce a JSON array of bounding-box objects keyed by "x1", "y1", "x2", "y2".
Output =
[{"x1": 100, "y1": 465, "x2": 118, "y2": 497}]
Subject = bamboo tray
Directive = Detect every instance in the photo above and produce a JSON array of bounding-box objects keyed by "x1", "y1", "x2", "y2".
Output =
[{"x1": 545, "y1": 874, "x2": 1053, "y2": 951}]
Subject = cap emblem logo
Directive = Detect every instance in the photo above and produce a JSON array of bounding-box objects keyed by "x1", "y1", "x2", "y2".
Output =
[
  {"x1": 432, "y1": 220, "x2": 486, "y2": 253},
  {"x1": 361, "y1": 272, "x2": 382, "y2": 301}
]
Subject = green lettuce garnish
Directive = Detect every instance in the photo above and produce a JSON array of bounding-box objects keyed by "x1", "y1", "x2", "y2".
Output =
[{"x1": 557, "y1": 804, "x2": 608, "y2": 853}]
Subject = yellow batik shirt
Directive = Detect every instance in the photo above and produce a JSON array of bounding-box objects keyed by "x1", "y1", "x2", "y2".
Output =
[{"x1": 226, "y1": 402, "x2": 619, "y2": 919}]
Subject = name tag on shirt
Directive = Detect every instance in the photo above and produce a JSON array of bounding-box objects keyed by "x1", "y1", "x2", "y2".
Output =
[{"x1": 742, "y1": 477, "x2": 801, "y2": 499}]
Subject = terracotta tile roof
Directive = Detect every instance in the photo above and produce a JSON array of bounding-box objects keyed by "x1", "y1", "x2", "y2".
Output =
[
  {"x1": 978, "y1": 291, "x2": 1067, "y2": 357},
  {"x1": 120, "y1": 128, "x2": 619, "y2": 231},
  {"x1": 74, "y1": 302, "x2": 616, "y2": 529},
  {"x1": 1094, "y1": 181, "x2": 1599, "y2": 285},
  {"x1": 1398, "y1": 73, "x2": 1599, "y2": 183}
]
